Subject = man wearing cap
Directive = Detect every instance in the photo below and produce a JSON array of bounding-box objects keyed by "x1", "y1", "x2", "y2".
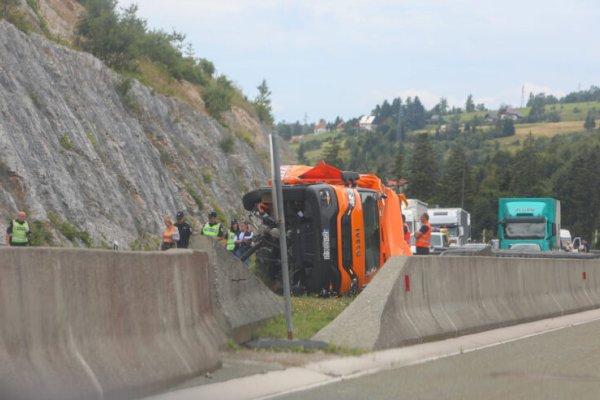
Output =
[
  {"x1": 201, "y1": 211, "x2": 225, "y2": 242},
  {"x1": 174, "y1": 211, "x2": 193, "y2": 249},
  {"x1": 6, "y1": 211, "x2": 32, "y2": 246}
]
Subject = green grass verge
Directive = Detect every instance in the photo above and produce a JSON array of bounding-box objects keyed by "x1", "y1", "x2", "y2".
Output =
[{"x1": 254, "y1": 295, "x2": 354, "y2": 340}]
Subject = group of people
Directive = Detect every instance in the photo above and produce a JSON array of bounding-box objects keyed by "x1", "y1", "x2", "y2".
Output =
[
  {"x1": 161, "y1": 210, "x2": 255, "y2": 267},
  {"x1": 161, "y1": 211, "x2": 193, "y2": 250}
]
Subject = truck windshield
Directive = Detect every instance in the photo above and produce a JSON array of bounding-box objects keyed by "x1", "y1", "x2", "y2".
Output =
[
  {"x1": 503, "y1": 220, "x2": 546, "y2": 239},
  {"x1": 359, "y1": 191, "x2": 380, "y2": 274}
]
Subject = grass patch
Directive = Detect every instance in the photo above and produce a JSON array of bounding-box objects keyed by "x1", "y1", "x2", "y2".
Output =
[
  {"x1": 29, "y1": 220, "x2": 54, "y2": 246},
  {"x1": 220, "y1": 134, "x2": 235, "y2": 154},
  {"x1": 129, "y1": 232, "x2": 161, "y2": 251},
  {"x1": 202, "y1": 170, "x2": 213, "y2": 184},
  {"x1": 116, "y1": 76, "x2": 142, "y2": 114},
  {"x1": 47, "y1": 212, "x2": 92, "y2": 247},
  {"x1": 59, "y1": 132, "x2": 75, "y2": 151},
  {"x1": 254, "y1": 296, "x2": 354, "y2": 340},
  {"x1": 235, "y1": 129, "x2": 255, "y2": 149},
  {"x1": 185, "y1": 184, "x2": 204, "y2": 210}
]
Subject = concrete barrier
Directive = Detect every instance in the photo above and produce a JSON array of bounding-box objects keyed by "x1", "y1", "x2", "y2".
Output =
[
  {"x1": 314, "y1": 255, "x2": 600, "y2": 351},
  {"x1": 190, "y1": 236, "x2": 283, "y2": 343},
  {"x1": 0, "y1": 247, "x2": 223, "y2": 400}
]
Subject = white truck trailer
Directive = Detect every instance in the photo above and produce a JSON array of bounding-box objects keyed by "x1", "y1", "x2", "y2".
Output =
[{"x1": 428, "y1": 207, "x2": 471, "y2": 246}]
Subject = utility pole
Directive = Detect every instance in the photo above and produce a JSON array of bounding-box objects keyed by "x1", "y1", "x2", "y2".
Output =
[
  {"x1": 461, "y1": 167, "x2": 465, "y2": 209},
  {"x1": 269, "y1": 134, "x2": 293, "y2": 340}
]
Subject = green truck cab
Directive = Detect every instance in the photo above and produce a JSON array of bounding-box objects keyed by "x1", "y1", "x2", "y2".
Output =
[{"x1": 498, "y1": 198, "x2": 561, "y2": 251}]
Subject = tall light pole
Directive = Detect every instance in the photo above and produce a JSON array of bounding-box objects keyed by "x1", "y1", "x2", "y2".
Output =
[{"x1": 269, "y1": 134, "x2": 293, "y2": 340}]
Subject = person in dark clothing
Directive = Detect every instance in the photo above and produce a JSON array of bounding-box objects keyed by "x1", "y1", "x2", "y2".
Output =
[
  {"x1": 234, "y1": 221, "x2": 254, "y2": 266},
  {"x1": 6, "y1": 211, "x2": 32, "y2": 246},
  {"x1": 174, "y1": 211, "x2": 192, "y2": 248}
]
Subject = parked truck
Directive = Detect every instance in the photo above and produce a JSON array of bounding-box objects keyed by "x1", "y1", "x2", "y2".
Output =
[
  {"x1": 498, "y1": 198, "x2": 561, "y2": 251},
  {"x1": 428, "y1": 208, "x2": 471, "y2": 246}
]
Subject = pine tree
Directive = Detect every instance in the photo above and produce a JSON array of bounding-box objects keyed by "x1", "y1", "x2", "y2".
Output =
[
  {"x1": 509, "y1": 134, "x2": 545, "y2": 196},
  {"x1": 406, "y1": 133, "x2": 437, "y2": 203},
  {"x1": 394, "y1": 144, "x2": 405, "y2": 180},
  {"x1": 254, "y1": 79, "x2": 273, "y2": 125},
  {"x1": 584, "y1": 112, "x2": 596, "y2": 130},
  {"x1": 322, "y1": 138, "x2": 343, "y2": 169},
  {"x1": 465, "y1": 94, "x2": 475, "y2": 113},
  {"x1": 439, "y1": 146, "x2": 474, "y2": 210}
]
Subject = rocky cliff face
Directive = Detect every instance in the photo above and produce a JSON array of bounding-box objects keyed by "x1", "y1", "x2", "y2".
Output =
[{"x1": 0, "y1": 21, "x2": 279, "y2": 248}]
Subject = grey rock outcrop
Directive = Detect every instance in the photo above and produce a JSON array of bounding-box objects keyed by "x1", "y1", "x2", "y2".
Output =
[{"x1": 0, "y1": 21, "x2": 280, "y2": 248}]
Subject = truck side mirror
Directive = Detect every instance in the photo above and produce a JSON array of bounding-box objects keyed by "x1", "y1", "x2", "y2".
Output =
[{"x1": 551, "y1": 223, "x2": 557, "y2": 236}]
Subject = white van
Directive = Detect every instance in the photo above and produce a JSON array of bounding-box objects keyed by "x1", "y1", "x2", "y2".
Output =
[{"x1": 560, "y1": 228, "x2": 581, "y2": 252}]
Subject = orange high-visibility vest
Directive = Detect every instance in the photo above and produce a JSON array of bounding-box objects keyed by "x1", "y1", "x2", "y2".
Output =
[{"x1": 415, "y1": 222, "x2": 431, "y2": 248}]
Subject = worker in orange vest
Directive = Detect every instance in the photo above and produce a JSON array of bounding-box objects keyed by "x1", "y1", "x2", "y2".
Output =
[
  {"x1": 402, "y1": 214, "x2": 410, "y2": 244},
  {"x1": 414, "y1": 212, "x2": 431, "y2": 255}
]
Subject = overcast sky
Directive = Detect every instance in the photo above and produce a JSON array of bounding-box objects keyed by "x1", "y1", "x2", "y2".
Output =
[{"x1": 117, "y1": 0, "x2": 600, "y2": 123}]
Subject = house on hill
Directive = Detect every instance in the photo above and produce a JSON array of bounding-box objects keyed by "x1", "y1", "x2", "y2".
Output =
[
  {"x1": 359, "y1": 115, "x2": 376, "y2": 132},
  {"x1": 314, "y1": 119, "x2": 327, "y2": 135},
  {"x1": 484, "y1": 113, "x2": 498, "y2": 122},
  {"x1": 500, "y1": 108, "x2": 523, "y2": 120}
]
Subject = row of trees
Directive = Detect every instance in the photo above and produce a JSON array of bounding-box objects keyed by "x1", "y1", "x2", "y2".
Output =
[{"x1": 314, "y1": 125, "x2": 600, "y2": 246}]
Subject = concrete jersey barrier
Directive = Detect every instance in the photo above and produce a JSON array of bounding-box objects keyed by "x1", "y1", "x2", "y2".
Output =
[
  {"x1": 314, "y1": 255, "x2": 600, "y2": 351},
  {"x1": 0, "y1": 247, "x2": 223, "y2": 400},
  {"x1": 190, "y1": 235, "x2": 283, "y2": 343}
]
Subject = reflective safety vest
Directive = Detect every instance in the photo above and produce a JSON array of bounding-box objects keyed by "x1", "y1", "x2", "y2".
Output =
[
  {"x1": 203, "y1": 223, "x2": 220, "y2": 237},
  {"x1": 226, "y1": 231, "x2": 236, "y2": 251},
  {"x1": 415, "y1": 222, "x2": 431, "y2": 248},
  {"x1": 403, "y1": 223, "x2": 410, "y2": 243},
  {"x1": 11, "y1": 220, "x2": 29, "y2": 244}
]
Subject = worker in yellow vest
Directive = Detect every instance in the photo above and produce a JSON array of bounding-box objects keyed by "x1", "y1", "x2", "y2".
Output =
[
  {"x1": 201, "y1": 211, "x2": 225, "y2": 243},
  {"x1": 6, "y1": 211, "x2": 31, "y2": 247},
  {"x1": 226, "y1": 220, "x2": 240, "y2": 252},
  {"x1": 414, "y1": 212, "x2": 431, "y2": 255}
]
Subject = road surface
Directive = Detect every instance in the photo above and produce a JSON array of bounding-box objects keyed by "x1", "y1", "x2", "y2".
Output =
[{"x1": 275, "y1": 319, "x2": 600, "y2": 400}]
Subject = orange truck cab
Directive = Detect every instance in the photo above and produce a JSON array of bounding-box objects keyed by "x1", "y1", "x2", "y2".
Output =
[{"x1": 242, "y1": 161, "x2": 411, "y2": 295}]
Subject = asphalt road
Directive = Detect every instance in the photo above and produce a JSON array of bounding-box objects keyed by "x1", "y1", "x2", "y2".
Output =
[{"x1": 274, "y1": 319, "x2": 600, "y2": 400}]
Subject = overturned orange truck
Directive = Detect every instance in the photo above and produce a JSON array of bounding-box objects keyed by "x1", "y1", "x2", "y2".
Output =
[{"x1": 242, "y1": 161, "x2": 411, "y2": 295}]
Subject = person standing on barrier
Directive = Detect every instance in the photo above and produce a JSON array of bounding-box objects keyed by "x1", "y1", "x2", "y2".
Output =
[
  {"x1": 414, "y1": 212, "x2": 431, "y2": 255},
  {"x1": 6, "y1": 211, "x2": 31, "y2": 247}
]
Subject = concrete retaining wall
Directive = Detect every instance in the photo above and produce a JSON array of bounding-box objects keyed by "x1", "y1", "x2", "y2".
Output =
[
  {"x1": 0, "y1": 248, "x2": 223, "y2": 400},
  {"x1": 314, "y1": 255, "x2": 600, "y2": 351},
  {"x1": 190, "y1": 236, "x2": 283, "y2": 343}
]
